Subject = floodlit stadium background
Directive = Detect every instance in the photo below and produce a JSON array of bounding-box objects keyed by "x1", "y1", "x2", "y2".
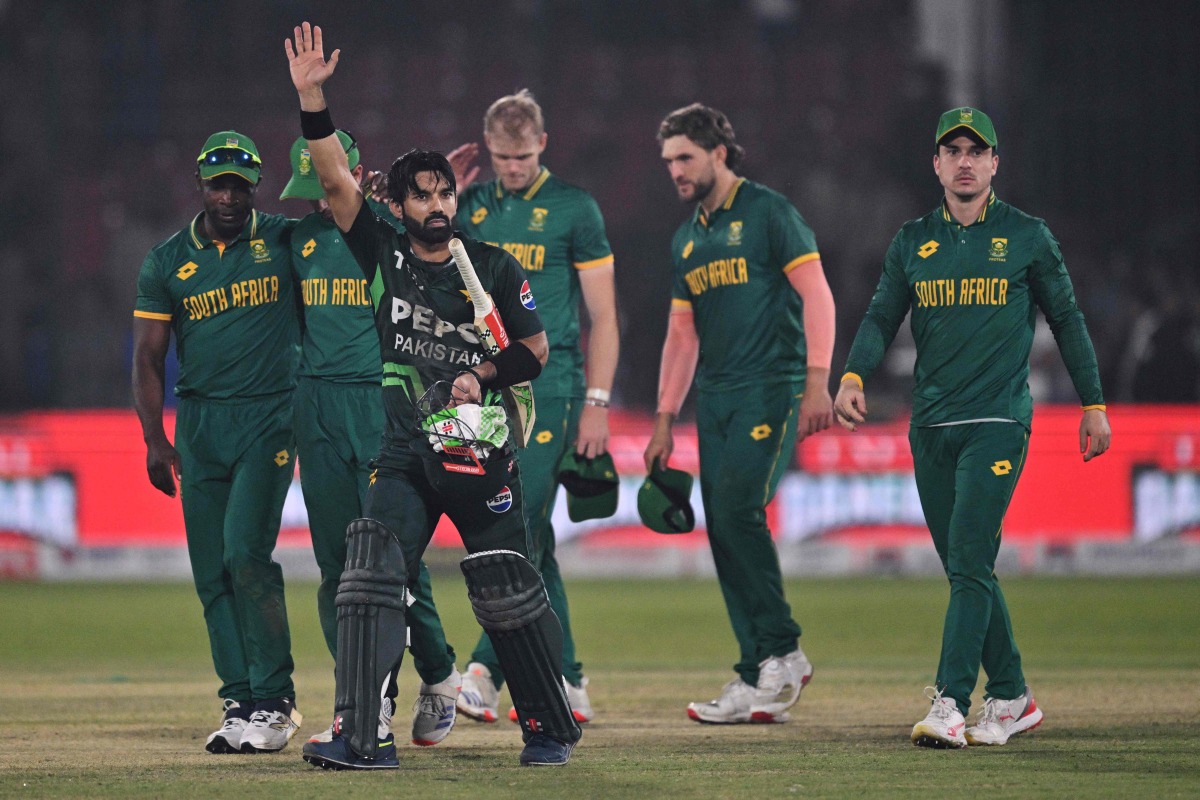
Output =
[{"x1": 0, "y1": 0, "x2": 1197, "y2": 577}]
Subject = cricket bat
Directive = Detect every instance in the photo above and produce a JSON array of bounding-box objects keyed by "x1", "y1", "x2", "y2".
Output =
[{"x1": 448, "y1": 237, "x2": 536, "y2": 447}]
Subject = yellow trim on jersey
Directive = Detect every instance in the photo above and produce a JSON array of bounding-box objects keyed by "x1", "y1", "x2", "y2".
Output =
[
  {"x1": 189, "y1": 210, "x2": 257, "y2": 249},
  {"x1": 133, "y1": 310, "x2": 172, "y2": 321},
  {"x1": 1081, "y1": 404, "x2": 1107, "y2": 412},
  {"x1": 522, "y1": 168, "x2": 551, "y2": 200},
  {"x1": 941, "y1": 190, "x2": 996, "y2": 224},
  {"x1": 722, "y1": 178, "x2": 745, "y2": 210},
  {"x1": 574, "y1": 255, "x2": 614, "y2": 271},
  {"x1": 841, "y1": 372, "x2": 864, "y2": 390},
  {"x1": 670, "y1": 298, "x2": 692, "y2": 310},
  {"x1": 782, "y1": 252, "x2": 821, "y2": 273}
]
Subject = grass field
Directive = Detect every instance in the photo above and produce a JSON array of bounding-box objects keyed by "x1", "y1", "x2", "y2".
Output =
[{"x1": 1, "y1": 575, "x2": 1198, "y2": 798}]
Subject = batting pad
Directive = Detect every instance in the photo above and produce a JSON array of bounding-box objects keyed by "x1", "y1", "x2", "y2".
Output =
[
  {"x1": 461, "y1": 550, "x2": 582, "y2": 745},
  {"x1": 334, "y1": 518, "x2": 407, "y2": 760}
]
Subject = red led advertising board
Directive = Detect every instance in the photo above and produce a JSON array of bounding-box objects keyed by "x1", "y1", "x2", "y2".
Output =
[{"x1": 1, "y1": 406, "x2": 1197, "y2": 549}]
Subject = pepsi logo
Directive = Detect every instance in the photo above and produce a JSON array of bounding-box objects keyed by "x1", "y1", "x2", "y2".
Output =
[
  {"x1": 486, "y1": 486, "x2": 513, "y2": 513},
  {"x1": 520, "y1": 281, "x2": 536, "y2": 310}
]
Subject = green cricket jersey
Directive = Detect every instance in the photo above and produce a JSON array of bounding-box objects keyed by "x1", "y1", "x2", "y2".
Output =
[
  {"x1": 843, "y1": 192, "x2": 1104, "y2": 427},
  {"x1": 669, "y1": 178, "x2": 820, "y2": 392},
  {"x1": 134, "y1": 210, "x2": 299, "y2": 399},
  {"x1": 456, "y1": 168, "x2": 612, "y2": 398},
  {"x1": 341, "y1": 201, "x2": 544, "y2": 443}
]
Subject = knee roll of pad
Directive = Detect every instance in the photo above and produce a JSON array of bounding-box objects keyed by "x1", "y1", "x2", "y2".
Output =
[
  {"x1": 461, "y1": 550, "x2": 581, "y2": 745},
  {"x1": 334, "y1": 518, "x2": 407, "y2": 760}
]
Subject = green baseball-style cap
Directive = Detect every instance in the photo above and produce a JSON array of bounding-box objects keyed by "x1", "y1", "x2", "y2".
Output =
[
  {"x1": 557, "y1": 451, "x2": 619, "y2": 522},
  {"x1": 637, "y1": 467, "x2": 695, "y2": 534},
  {"x1": 935, "y1": 107, "x2": 998, "y2": 149},
  {"x1": 280, "y1": 130, "x2": 361, "y2": 200},
  {"x1": 196, "y1": 130, "x2": 262, "y2": 183}
]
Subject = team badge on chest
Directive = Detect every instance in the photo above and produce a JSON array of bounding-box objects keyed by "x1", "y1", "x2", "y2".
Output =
[
  {"x1": 528, "y1": 207, "x2": 548, "y2": 232},
  {"x1": 989, "y1": 238, "x2": 1008, "y2": 261},
  {"x1": 727, "y1": 221, "x2": 744, "y2": 246},
  {"x1": 249, "y1": 239, "x2": 272, "y2": 263}
]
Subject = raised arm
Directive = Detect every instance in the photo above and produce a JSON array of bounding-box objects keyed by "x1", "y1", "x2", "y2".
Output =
[
  {"x1": 132, "y1": 317, "x2": 182, "y2": 497},
  {"x1": 285, "y1": 22, "x2": 362, "y2": 231}
]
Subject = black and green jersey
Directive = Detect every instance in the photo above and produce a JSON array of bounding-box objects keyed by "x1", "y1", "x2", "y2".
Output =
[
  {"x1": 669, "y1": 178, "x2": 820, "y2": 392},
  {"x1": 456, "y1": 168, "x2": 612, "y2": 398},
  {"x1": 342, "y1": 201, "x2": 544, "y2": 443},
  {"x1": 843, "y1": 192, "x2": 1104, "y2": 427},
  {"x1": 134, "y1": 211, "x2": 299, "y2": 399}
]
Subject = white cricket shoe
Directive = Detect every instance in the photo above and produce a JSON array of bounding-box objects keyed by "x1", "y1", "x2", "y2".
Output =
[
  {"x1": 750, "y1": 655, "x2": 805, "y2": 722},
  {"x1": 911, "y1": 687, "x2": 967, "y2": 749},
  {"x1": 965, "y1": 686, "x2": 1044, "y2": 745},
  {"x1": 205, "y1": 699, "x2": 250, "y2": 754},
  {"x1": 508, "y1": 675, "x2": 596, "y2": 724},
  {"x1": 305, "y1": 722, "x2": 335, "y2": 744},
  {"x1": 412, "y1": 666, "x2": 461, "y2": 746},
  {"x1": 240, "y1": 697, "x2": 303, "y2": 753},
  {"x1": 687, "y1": 678, "x2": 756, "y2": 724},
  {"x1": 564, "y1": 676, "x2": 595, "y2": 723},
  {"x1": 457, "y1": 662, "x2": 500, "y2": 723}
]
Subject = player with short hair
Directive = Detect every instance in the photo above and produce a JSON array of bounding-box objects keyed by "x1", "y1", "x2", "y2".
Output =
[
  {"x1": 834, "y1": 107, "x2": 1111, "y2": 748},
  {"x1": 643, "y1": 103, "x2": 837, "y2": 724},
  {"x1": 280, "y1": 131, "x2": 461, "y2": 748},
  {"x1": 286, "y1": 22, "x2": 580, "y2": 769},
  {"x1": 448, "y1": 88, "x2": 619, "y2": 725},
  {"x1": 132, "y1": 130, "x2": 303, "y2": 754}
]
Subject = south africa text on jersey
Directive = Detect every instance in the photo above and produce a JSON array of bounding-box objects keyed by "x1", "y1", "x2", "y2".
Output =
[
  {"x1": 301, "y1": 277, "x2": 371, "y2": 306},
  {"x1": 683, "y1": 257, "x2": 748, "y2": 296},
  {"x1": 913, "y1": 277, "x2": 1008, "y2": 309},
  {"x1": 182, "y1": 276, "x2": 279, "y2": 321}
]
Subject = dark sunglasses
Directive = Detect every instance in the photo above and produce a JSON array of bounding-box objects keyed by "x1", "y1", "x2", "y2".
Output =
[
  {"x1": 339, "y1": 128, "x2": 359, "y2": 157},
  {"x1": 198, "y1": 148, "x2": 262, "y2": 169}
]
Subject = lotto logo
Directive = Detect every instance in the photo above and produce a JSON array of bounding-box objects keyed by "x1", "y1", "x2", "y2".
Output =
[
  {"x1": 520, "y1": 280, "x2": 536, "y2": 310},
  {"x1": 487, "y1": 486, "x2": 513, "y2": 513}
]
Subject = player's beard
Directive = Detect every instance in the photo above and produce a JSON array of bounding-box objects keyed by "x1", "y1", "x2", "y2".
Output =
[
  {"x1": 403, "y1": 212, "x2": 454, "y2": 245},
  {"x1": 678, "y1": 174, "x2": 716, "y2": 205}
]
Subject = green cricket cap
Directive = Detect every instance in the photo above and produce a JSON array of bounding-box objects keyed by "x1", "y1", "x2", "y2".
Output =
[
  {"x1": 280, "y1": 130, "x2": 361, "y2": 200},
  {"x1": 196, "y1": 130, "x2": 262, "y2": 184},
  {"x1": 637, "y1": 467, "x2": 695, "y2": 534},
  {"x1": 935, "y1": 107, "x2": 998, "y2": 149},
  {"x1": 557, "y1": 451, "x2": 619, "y2": 522}
]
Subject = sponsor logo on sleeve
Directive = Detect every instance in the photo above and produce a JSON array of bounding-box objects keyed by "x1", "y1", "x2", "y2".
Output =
[
  {"x1": 520, "y1": 280, "x2": 536, "y2": 310},
  {"x1": 487, "y1": 486, "x2": 513, "y2": 513}
]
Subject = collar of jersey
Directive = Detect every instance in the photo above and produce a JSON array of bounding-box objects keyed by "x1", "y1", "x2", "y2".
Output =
[
  {"x1": 693, "y1": 177, "x2": 745, "y2": 228},
  {"x1": 492, "y1": 167, "x2": 551, "y2": 201},
  {"x1": 189, "y1": 209, "x2": 259, "y2": 249},
  {"x1": 939, "y1": 189, "x2": 997, "y2": 227}
]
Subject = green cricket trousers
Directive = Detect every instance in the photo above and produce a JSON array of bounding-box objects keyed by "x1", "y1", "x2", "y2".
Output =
[
  {"x1": 697, "y1": 383, "x2": 804, "y2": 686},
  {"x1": 909, "y1": 422, "x2": 1029, "y2": 714},
  {"x1": 175, "y1": 391, "x2": 295, "y2": 703}
]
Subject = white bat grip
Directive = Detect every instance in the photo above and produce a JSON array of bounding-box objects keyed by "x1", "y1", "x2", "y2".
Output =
[{"x1": 448, "y1": 238, "x2": 492, "y2": 316}]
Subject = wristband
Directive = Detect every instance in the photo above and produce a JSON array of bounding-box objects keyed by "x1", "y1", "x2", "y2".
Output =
[
  {"x1": 584, "y1": 398, "x2": 610, "y2": 409},
  {"x1": 489, "y1": 342, "x2": 542, "y2": 389},
  {"x1": 457, "y1": 368, "x2": 483, "y2": 385},
  {"x1": 586, "y1": 387, "x2": 611, "y2": 403},
  {"x1": 300, "y1": 108, "x2": 336, "y2": 140}
]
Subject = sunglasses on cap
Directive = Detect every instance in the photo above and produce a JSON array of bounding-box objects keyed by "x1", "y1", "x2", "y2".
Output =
[
  {"x1": 197, "y1": 148, "x2": 262, "y2": 169},
  {"x1": 339, "y1": 128, "x2": 360, "y2": 157}
]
